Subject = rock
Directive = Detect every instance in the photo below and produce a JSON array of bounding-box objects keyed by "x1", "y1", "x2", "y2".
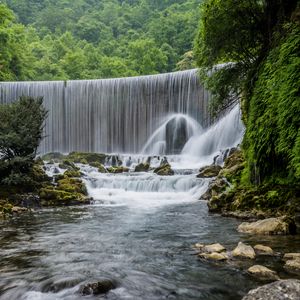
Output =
[
  {"x1": 254, "y1": 244, "x2": 274, "y2": 255},
  {"x1": 89, "y1": 162, "x2": 107, "y2": 173},
  {"x1": 198, "y1": 252, "x2": 228, "y2": 261},
  {"x1": 154, "y1": 163, "x2": 174, "y2": 176},
  {"x1": 232, "y1": 242, "x2": 256, "y2": 259},
  {"x1": 64, "y1": 170, "x2": 81, "y2": 178},
  {"x1": 135, "y1": 163, "x2": 150, "y2": 172},
  {"x1": 203, "y1": 243, "x2": 226, "y2": 253},
  {"x1": 11, "y1": 206, "x2": 28, "y2": 214},
  {"x1": 107, "y1": 166, "x2": 129, "y2": 173},
  {"x1": 247, "y1": 265, "x2": 279, "y2": 281},
  {"x1": 284, "y1": 259, "x2": 300, "y2": 271},
  {"x1": 197, "y1": 165, "x2": 222, "y2": 178},
  {"x1": 283, "y1": 253, "x2": 300, "y2": 261},
  {"x1": 238, "y1": 217, "x2": 295, "y2": 235},
  {"x1": 80, "y1": 280, "x2": 116, "y2": 295},
  {"x1": 194, "y1": 243, "x2": 205, "y2": 249},
  {"x1": 242, "y1": 279, "x2": 300, "y2": 300},
  {"x1": 66, "y1": 152, "x2": 107, "y2": 164},
  {"x1": 200, "y1": 177, "x2": 229, "y2": 201}
]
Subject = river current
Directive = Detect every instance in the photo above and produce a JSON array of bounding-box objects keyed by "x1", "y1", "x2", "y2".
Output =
[{"x1": 1, "y1": 162, "x2": 300, "y2": 300}]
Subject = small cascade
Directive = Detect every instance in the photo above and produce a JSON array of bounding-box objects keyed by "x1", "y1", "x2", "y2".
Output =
[
  {"x1": 181, "y1": 105, "x2": 244, "y2": 164},
  {"x1": 141, "y1": 114, "x2": 202, "y2": 155}
]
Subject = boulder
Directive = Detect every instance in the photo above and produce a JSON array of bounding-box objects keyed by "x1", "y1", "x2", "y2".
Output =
[
  {"x1": 198, "y1": 252, "x2": 228, "y2": 261},
  {"x1": 154, "y1": 164, "x2": 174, "y2": 176},
  {"x1": 247, "y1": 265, "x2": 279, "y2": 281},
  {"x1": 242, "y1": 279, "x2": 300, "y2": 300},
  {"x1": 89, "y1": 162, "x2": 107, "y2": 173},
  {"x1": 107, "y1": 166, "x2": 129, "y2": 174},
  {"x1": 203, "y1": 243, "x2": 226, "y2": 253},
  {"x1": 80, "y1": 280, "x2": 116, "y2": 296},
  {"x1": 238, "y1": 217, "x2": 294, "y2": 235},
  {"x1": 135, "y1": 163, "x2": 150, "y2": 172},
  {"x1": 284, "y1": 258, "x2": 300, "y2": 272},
  {"x1": 232, "y1": 242, "x2": 256, "y2": 259},
  {"x1": 197, "y1": 165, "x2": 222, "y2": 178},
  {"x1": 254, "y1": 245, "x2": 274, "y2": 256},
  {"x1": 283, "y1": 253, "x2": 300, "y2": 261}
]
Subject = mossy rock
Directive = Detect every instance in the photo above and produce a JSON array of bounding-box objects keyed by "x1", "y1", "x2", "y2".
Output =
[
  {"x1": 66, "y1": 152, "x2": 107, "y2": 164},
  {"x1": 107, "y1": 166, "x2": 129, "y2": 174},
  {"x1": 135, "y1": 163, "x2": 150, "y2": 172},
  {"x1": 59, "y1": 160, "x2": 79, "y2": 171},
  {"x1": 197, "y1": 165, "x2": 222, "y2": 178},
  {"x1": 154, "y1": 164, "x2": 174, "y2": 176},
  {"x1": 89, "y1": 162, "x2": 107, "y2": 173},
  {"x1": 64, "y1": 170, "x2": 81, "y2": 178},
  {"x1": 57, "y1": 178, "x2": 88, "y2": 195},
  {"x1": 42, "y1": 152, "x2": 66, "y2": 162},
  {"x1": 39, "y1": 187, "x2": 89, "y2": 206}
]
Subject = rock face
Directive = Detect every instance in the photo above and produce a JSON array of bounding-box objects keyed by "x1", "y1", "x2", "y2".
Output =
[
  {"x1": 80, "y1": 280, "x2": 116, "y2": 296},
  {"x1": 238, "y1": 217, "x2": 294, "y2": 235},
  {"x1": 242, "y1": 279, "x2": 300, "y2": 300},
  {"x1": 254, "y1": 244, "x2": 274, "y2": 255},
  {"x1": 247, "y1": 265, "x2": 279, "y2": 281},
  {"x1": 232, "y1": 242, "x2": 256, "y2": 259},
  {"x1": 197, "y1": 165, "x2": 222, "y2": 178}
]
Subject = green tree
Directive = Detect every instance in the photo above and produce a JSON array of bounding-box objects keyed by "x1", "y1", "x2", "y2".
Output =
[{"x1": 0, "y1": 97, "x2": 48, "y2": 185}]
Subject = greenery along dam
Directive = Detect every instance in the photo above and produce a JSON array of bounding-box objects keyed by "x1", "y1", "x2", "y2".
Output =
[{"x1": 1, "y1": 0, "x2": 300, "y2": 300}]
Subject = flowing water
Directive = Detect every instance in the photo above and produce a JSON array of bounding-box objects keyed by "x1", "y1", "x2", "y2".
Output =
[{"x1": 2, "y1": 70, "x2": 298, "y2": 299}]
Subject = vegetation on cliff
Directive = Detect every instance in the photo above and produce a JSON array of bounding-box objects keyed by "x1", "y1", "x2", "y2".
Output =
[{"x1": 195, "y1": 0, "x2": 300, "y2": 215}]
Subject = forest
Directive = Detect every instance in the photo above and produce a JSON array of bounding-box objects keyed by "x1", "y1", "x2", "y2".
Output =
[{"x1": 1, "y1": 0, "x2": 200, "y2": 81}]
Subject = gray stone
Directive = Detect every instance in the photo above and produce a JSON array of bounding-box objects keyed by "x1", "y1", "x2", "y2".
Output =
[
  {"x1": 232, "y1": 242, "x2": 255, "y2": 259},
  {"x1": 80, "y1": 280, "x2": 116, "y2": 296},
  {"x1": 242, "y1": 279, "x2": 300, "y2": 300}
]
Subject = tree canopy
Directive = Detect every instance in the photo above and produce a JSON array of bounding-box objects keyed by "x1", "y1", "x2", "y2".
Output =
[{"x1": 1, "y1": 0, "x2": 202, "y2": 80}]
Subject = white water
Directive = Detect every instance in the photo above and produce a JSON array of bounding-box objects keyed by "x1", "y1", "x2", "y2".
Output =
[{"x1": 0, "y1": 69, "x2": 210, "y2": 155}]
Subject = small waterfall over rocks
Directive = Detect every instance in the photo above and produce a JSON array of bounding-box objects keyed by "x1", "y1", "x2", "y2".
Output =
[{"x1": 0, "y1": 69, "x2": 212, "y2": 155}]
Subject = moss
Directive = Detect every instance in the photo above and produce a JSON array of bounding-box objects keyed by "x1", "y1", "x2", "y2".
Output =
[
  {"x1": 64, "y1": 170, "x2": 81, "y2": 178},
  {"x1": 135, "y1": 163, "x2": 150, "y2": 172},
  {"x1": 154, "y1": 164, "x2": 174, "y2": 176},
  {"x1": 58, "y1": 160, "x2": 79, "y2": 171},
  {"x1": 107, "y1": 166, "x2": 129, "y2": 174},
  {"x1": 90, "y1": 162, "x2": 107, "y2": 173},
  {"x1": 57, "y1": 178, "x2": 88, "y2": 195},
  {"x1": 66, "y1": 152, "x2": 107, "y2": 164},
  {"x1": 42, "y1": 152, "x2": 66, "y2": 162}
]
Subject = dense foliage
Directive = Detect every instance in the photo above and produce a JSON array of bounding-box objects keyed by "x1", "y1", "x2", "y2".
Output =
[
  {"x1": 194, "y1": 0, "x2": 298, "y2": 113},
  {"x1": 0, "y1": 97, "x2": 47, "y2": 185},
  {"x1": 243, "y1": 24, "x2": 300, "y2": 184},
  {"x1": 1, "y1": 0, "x2": 201, "y2": 80},
  {"x1": 195, "y1": 0, "x2": 300, "y2": 186}
]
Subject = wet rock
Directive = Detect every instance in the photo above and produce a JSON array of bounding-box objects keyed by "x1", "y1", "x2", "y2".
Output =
[
  {"x1": 198, "y1": 252, "x2": 228, "y2": 261},
  {"x1": 80, "y1": 279, "x2": 116, "y2": 295},
  {"x1": 283, "y1": 253, "x2": 300, "y2": 261},
  {"x1": 238, "y1": 217, "x2": 295, "y2": 235},
  {"x1": 247, "y1": 265, "x2": 279, "y2": 281},
  {"x1": 284, "y1": 259, "x2": 300, "y2": 272},
  {"x1": 135, "y1": 163, "x2": 150, "y2": 172},
  {"x1": 11, "y1": 206, "x2": 28, "y2": 214},
  {"x1": 232, "y1": 242, "x2": 255, "y2": 259},
  {"x1": 197, "y1": 165, "x2": 222, "y2": 178},
  {"x1": 201, "y1": 177, "x2": 229, "y2": 201},
  {"x1": 107, "y1": 166, "x2": 129, "y2": 173},
  {"x1": 89, "y1": 162, "x2": 107, "y2": 173},
  {"x1": 154, "y1": 163, "x2": 174, "y2": 176},
  {"x1": 203, "y1": 243, "x2": 226, "y2": 253},
  {"x1": 242, "y1": 279, "x2": 300, "y2": 300},
  {"x1": 254, "y1": 245, "x2": 274, "y2": 256}
]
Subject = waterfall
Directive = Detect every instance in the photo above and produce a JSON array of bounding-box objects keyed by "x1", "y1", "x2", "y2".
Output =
[{"x1": 0, "y1": 69, "x2": 211, "y2": 155}]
